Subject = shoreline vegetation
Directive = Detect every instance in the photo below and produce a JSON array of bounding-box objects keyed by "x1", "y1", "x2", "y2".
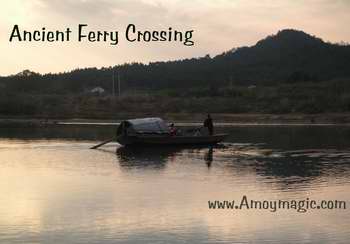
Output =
[
  {"x1": 1, "y1": 29, "x2": 350, "y2": 126},
  {"x1": 1, "y1": 113, "x2": 350, "y2": 128}
]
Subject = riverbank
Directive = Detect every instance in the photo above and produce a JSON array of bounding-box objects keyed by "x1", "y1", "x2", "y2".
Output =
[{"x1": 1, "y1": 113, "x2": 350, "y2": 127}]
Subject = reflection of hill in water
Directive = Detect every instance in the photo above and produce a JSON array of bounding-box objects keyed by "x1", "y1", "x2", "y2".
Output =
[
  {"x1": 115, "y1": 143, "x2": 350, "y2": 188},
  {"x1": 215, "y1": 144, "x2": 350, "y2": 189},
  {"x1": 260, "y1": 150, "x2": 350, "y2": 190},
  {"x1": 0, "y1": 125, "x2": 115, "y2": 141}
]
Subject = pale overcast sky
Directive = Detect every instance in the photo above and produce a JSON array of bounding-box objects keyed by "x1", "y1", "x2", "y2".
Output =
[{"x1": 0, "y1": 0, "x2": 349, "y2": 75}]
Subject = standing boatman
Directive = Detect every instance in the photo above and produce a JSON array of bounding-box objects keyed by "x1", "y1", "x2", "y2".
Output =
[{"x1": 203, "y1": 114, "x2": 214, "y2": 135}]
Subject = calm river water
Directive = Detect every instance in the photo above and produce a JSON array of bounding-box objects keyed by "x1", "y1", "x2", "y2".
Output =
[{"x1": 0, "y1": 125, "x2": 349, "y2": 243}]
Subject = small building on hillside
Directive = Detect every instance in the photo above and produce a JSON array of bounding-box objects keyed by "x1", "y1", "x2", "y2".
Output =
[{"x1": 90, "y1": 87, "x2": 105, "y2": 95}]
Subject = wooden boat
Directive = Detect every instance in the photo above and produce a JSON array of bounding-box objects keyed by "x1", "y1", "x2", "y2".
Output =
[{"x1": 116, "y1": 117, "x2": 228, "y2": 146}]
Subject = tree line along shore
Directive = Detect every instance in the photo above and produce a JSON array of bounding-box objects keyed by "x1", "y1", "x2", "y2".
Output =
[{"x1": 1, "y1": 29, "x2": 350, "y2": 122}]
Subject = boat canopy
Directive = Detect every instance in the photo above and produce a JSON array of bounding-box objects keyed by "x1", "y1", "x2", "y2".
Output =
[{"x1": 119, "y1": 117, "x2": 170, "y2": 134}]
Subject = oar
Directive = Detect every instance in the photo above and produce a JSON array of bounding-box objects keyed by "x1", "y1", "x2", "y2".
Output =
[{"x1": 90, "y1": 139, "x2": 114, "y2": 149}]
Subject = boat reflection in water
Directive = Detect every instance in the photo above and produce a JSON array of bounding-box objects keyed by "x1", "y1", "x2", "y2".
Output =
[
  {"x1": 204, "y1": 146, "x2": 214, "y2": 168},
  {"x1": 116, "y1": 145, "x2": 217, "y2": 170}
]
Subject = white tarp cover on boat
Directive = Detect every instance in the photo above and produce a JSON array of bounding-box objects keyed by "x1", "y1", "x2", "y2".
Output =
[{"x1": 126, "y1": 117, "x2": 170, "y2": 134}]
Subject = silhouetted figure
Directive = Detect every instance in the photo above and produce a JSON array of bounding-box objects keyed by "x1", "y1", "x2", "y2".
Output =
[
  {"x1": 203, "y1": 114, "x2": 214, "y2": 135},
  {"x1": 169, "y1": 123, "x2": 177, "y2": 136}
]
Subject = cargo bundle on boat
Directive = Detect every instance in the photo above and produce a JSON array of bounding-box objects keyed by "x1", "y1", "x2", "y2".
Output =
[{"x1": 116, "y1": 117, "x2": 227, "y2": 146}]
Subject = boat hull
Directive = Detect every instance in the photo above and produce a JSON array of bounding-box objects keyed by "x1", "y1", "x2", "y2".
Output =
[{"x1": 116, "y1": 133, "x2": 228, "y2": 146}]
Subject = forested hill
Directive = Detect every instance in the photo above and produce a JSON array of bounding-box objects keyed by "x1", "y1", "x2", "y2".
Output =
[{"x1": 1, "y1": 29, "x2": 350, "y2": 94}]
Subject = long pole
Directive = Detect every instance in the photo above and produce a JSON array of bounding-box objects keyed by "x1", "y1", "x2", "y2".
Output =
[
  {"x1": 118, "y1": 71, "x2": 121, "y2": 97},
  {"x1": 112, "y1": 69, "x2": 115, "y2": 97},
  {"x1": 90, "y1": 139, "x2": 114, "y2": 149}
]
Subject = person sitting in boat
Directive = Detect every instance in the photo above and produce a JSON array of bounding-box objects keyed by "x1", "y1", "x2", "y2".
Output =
[
  {"x1": 203, "y1": 114, "x2": 214, "y2": 135},
  {"x1": 169, "y1": 123, "x2": 177, "y2": 136},
  {"x1": 194, "y1": 127, "x2": 201, "y2": 136}
]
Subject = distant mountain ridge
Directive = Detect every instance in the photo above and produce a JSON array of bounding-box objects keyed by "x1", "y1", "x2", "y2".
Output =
[
  {"x1": 1, "y1": 29, "x2": 350, "y2": 93},
  {"x1": 214, "y1": 29, "x2": 350, "y2": 84}
]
